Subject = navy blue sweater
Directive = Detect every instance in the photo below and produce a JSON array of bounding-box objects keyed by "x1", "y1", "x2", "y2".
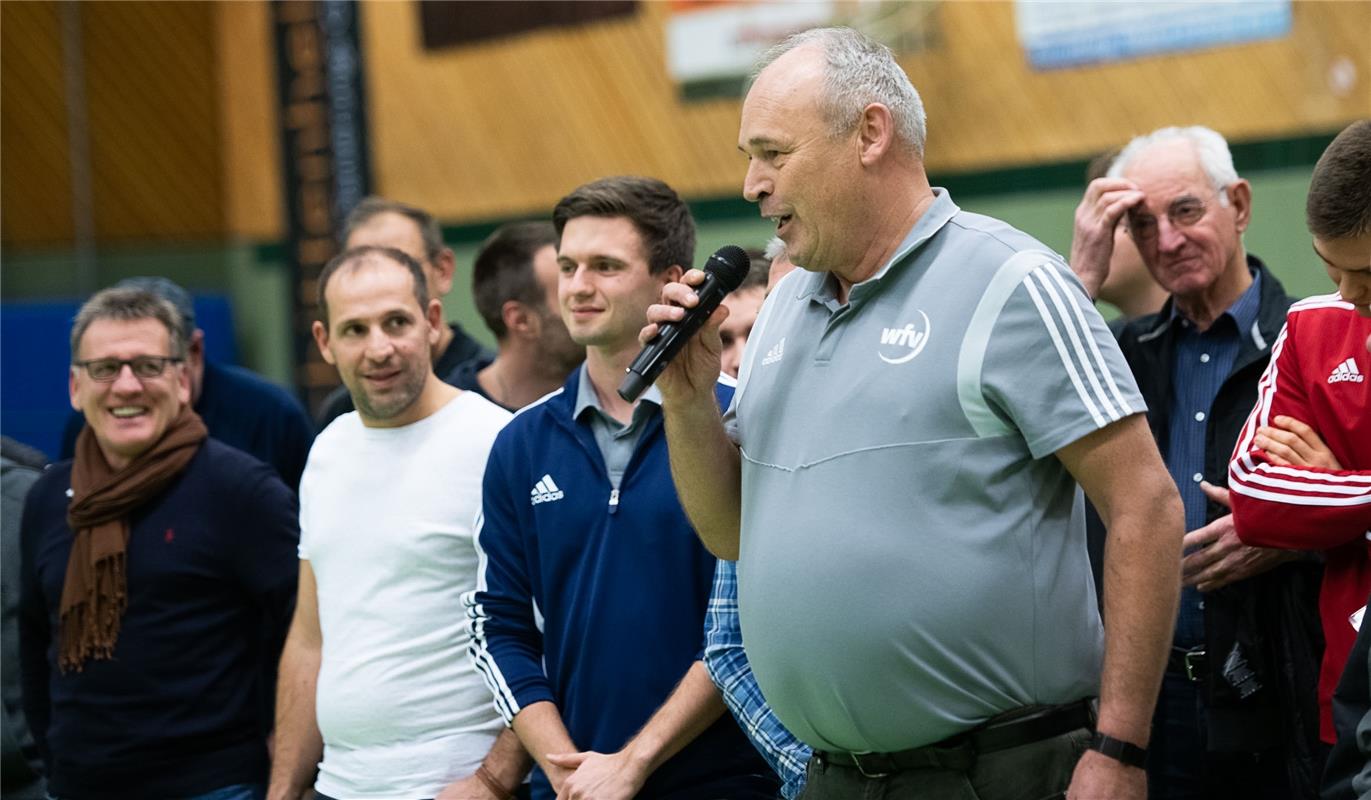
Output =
[
  {"x1": 19, "y1": 440, "x2": 299, "y2": 799},
  {"x1": 466, "y1": 368, "x2": 773, "y2": 799}
]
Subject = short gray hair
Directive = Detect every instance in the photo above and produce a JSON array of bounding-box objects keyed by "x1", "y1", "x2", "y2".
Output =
[
  {"x1": 71, "y1": 288, "x2": 187, "y2": 360},
  {"x1": 1108, "y1": 126, "x2": 1240, "y2": 207},
  {"x1": 753, "y1": 27, "x2": 926, "y2": 157}
]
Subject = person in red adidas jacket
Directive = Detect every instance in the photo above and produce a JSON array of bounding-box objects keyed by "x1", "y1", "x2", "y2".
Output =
[{"x1": 1224, "y1": 120, "x2": 1371, "y2": 745}]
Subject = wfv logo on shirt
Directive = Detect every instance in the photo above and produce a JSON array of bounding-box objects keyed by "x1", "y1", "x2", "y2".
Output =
[
  {"x1": 878, "y1": 310, "x2": 932, "y2": 365},
  {"x1": 530, "y1": 474, "x2": 565, "y2": 505}
]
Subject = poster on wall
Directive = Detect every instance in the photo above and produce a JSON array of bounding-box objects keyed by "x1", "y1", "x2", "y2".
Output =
[
  {"x1": 666, "y1": 0, "x2": 940, "y2": 100},
  {"x1": 1015, "y1": 0, "x2": 1292, "y2": 71}
]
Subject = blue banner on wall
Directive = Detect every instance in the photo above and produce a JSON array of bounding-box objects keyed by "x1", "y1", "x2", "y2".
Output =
[
  {"x1": 0, "y1": 296, "x2": 238, "y2": 459},
  {"x1": 1015, "y1": 1, "x2": 1292, "y2": 71}
]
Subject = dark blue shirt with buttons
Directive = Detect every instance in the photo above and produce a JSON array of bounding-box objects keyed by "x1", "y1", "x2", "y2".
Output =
[{"x1": 1167, "y1": 267, "x2": 1262, "y2": 647}]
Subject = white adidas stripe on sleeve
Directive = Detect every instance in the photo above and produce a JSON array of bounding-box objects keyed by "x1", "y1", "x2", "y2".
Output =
[
  {"x1": 463, "y1": 511, "x2": 523, "y2": 724},
  {"x1": 1023, "y1": 265, "x2": 1133, "y2": 428},
  {"x1": 1229, "y1": 321, "x2": 1371, "y2": 508}
]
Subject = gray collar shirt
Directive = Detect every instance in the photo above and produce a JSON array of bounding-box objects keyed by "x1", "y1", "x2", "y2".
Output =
[
  {"x1": 574, "y1": 364, "x2": 661, "y2": 490},
  {"x1": 724, "y1": 189, "x2": 1145, "y2": 753}
]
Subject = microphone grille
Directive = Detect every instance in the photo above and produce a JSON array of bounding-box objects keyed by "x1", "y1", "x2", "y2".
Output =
[{"x1": 706, "y1": 245, "x2": 751, "y2": 292}]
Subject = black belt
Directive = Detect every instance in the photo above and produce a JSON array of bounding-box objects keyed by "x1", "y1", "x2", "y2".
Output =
[
  {"x1": 1166, "y1": 646, "x2": 1207, "y2": 683},
  {"x1": 817, "y1": 699, "x2": 1095, "y2": 778}
]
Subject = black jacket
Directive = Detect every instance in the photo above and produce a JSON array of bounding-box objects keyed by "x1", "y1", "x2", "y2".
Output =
[
  {"x1": 1322, "y1": 616, "x2": 1371, "y2": 800},
  {"x1": 1104, "y1": 256, "x2": 1324, "y2": 794},
  {"x1": 1, "y1": 437, "x2": 47, "y2": 800}
]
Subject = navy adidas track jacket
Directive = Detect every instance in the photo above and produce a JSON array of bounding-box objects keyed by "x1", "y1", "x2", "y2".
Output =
[{"x1": 464, "y1": 368, "x2": 770, "y2": 798}]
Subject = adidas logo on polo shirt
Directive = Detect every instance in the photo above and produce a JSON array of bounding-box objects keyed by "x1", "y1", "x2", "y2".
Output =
[
  {"x1": 1328, "y1": 358, "x2": 1365, "y2": 384},
  {"x1": 530, "y1": 474, "x2": 565, "y2": 505},
  {"x1": 762, "y1": 338, "x2": 785, "y2": 366}
]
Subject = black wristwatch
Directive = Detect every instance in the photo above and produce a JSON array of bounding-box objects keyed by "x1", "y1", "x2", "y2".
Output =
[{"x1": 1088, "y1": 732, "x2": 1148, "y2": 768}]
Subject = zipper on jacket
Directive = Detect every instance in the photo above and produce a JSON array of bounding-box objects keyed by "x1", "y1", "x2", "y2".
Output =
[{"x1": 608, "y1": 488, "x2": 620, "y2": 514}]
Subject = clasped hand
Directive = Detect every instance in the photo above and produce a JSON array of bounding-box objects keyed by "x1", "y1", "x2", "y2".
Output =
[{"x1": 1183, "y1": 415, "x2": 1331, "y2": 590}]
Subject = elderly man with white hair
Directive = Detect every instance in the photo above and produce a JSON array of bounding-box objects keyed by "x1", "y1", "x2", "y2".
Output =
[{"x1": 1072, "y1": 125, "x2": 1324, "y2": 799}]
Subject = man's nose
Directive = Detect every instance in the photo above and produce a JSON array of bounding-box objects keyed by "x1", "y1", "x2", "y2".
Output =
[
  {"x1": 1340, "y1": 274, "x2": 1371, "y2": 306},
  {"x1": 1155, "y1": 216, "x2": 1187, "y2": 253},
  {"x1": 564, "y1": 265, "x2": 593, "y2": 295},
  {"x1": 743, "y1": 159, "x2": 771, "y2": 204},
  {"x1": 110, "y1": 363, "x2": 143, "y2": 392},
  {"x1": 364, "y1": 329, "x2": 396, "y2": 360}
]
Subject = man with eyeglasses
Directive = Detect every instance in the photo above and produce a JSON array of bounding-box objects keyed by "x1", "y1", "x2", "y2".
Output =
[
  {"x1": 57, "y1": 277, "x2": 315, "y2": 491},
  {"x1": 1070, "y1": 125, "x2": 1322, "y2": 799},
  {"x1": 18, "y1": 287, "x2": 300, "y2": 800}
]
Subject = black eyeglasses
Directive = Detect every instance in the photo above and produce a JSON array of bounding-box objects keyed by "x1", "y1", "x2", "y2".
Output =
[
  {"x1": 1126, "y1": 192, "x2": 1220, "y2": 244},
  {"x1": 72, "y1": 355, "x2": 183, "y2": 381}
]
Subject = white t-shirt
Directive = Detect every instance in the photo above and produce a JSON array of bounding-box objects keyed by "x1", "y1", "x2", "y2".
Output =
[{"x1": 299, "y1": 392, "x2": 512, "y2": 799}]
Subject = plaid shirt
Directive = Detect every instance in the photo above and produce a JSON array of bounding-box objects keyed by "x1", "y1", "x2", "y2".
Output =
[{"x1": 704, "y1": 560, "x2": 811, "y2": 799}]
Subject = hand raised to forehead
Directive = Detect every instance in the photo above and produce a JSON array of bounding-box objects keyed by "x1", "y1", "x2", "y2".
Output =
[{"x1": 1070, "y1": 177, "x2": 1144, "y2": 299}]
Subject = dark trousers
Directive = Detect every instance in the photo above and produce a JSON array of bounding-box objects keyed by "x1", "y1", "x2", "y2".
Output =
[
  {"x1": 1147, "y1": 673, "x2": 1292, "y2": 800},
  {"x1": 797, "y1": 727, "x2": 1089, "y2": 800}
]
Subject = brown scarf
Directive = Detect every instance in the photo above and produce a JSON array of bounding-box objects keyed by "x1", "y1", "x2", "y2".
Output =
[{"x1": 60, "y1": 407, "x2": 207, "y2": 672}]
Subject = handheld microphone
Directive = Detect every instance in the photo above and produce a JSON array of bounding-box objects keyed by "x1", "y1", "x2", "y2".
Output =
[{"x1": 618, "y1": 245, "x2": 751, "y2": 402}]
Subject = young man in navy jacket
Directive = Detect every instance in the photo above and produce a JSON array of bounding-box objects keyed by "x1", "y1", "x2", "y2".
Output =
[{"x1": 464, "y1": 176, "x2": 775, "y2": 800}]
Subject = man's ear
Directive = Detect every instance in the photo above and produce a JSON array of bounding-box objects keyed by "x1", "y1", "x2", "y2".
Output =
[
  {"x1": 432, "y1": 249, "x2": 457, "y2": 297},
  {"x1": 174, "y1": 362, "x2": 192, "y2": 406},
  {"x1": 1228, "y1": 179, "x2": 1253, "y2": 233},
  {"x1": 502, "y1": 300, "x2": 536, "y2": 340},
  {"x1": 856, "y1": 103, "x2": 896, "y2": 166},
  {"x1": 312, "y1": 320, "x2": 336, "y2": 365},
  {"x1": 661, "y1": 264, "x2": 684, "y2": 285},
  {"x1": 69, "y1": 367, "x2": 80, "y2": 412},
  {"x1": 426, "y1": 298, "x2": 445, "y2": 346}
]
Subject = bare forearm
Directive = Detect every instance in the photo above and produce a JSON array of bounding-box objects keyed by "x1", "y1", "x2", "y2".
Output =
[
  {"x1": 480, "y1": 727, "x2": 532, "y2": 790},
  {"x1": 621, "y1": 661, "x2": 726, "y2": 774},
  {"x1": 267, "y1": 640, "x2": 323, "y2": 800},
  {"x1": 1098, "y1": 475, "x2": 1184, "y2": 744},
  {"x1": 661, "y1": 397, "x2": 743, "y2": 559},
  {"x1": 511, "y1": 701, "x2": 578, "y2": 787}
]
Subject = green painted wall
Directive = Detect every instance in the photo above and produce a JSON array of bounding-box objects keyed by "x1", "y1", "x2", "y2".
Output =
[{"x1": 1, "y1": 241, "x2": 298, "y2": 386}]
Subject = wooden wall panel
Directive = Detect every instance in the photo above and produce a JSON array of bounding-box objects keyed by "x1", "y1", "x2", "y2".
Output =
[
  {"x1": 1, "y1": 1, "x2": 73, "y2": 245},
  {"x1": 82, "y1": 2, "x2": 223, "y2": 240},
  {"x1": 360, "y1": 1, "x2": 744, "y2": 222},
  {"x1": 359, "y1": 1, "x2": 1369, "y2": 223},
  {"x1": 906, "y1": 1, "x2": 1369, "y2": 172},
  {"x1": 215, "y1": 1, "x2": 283, "y2": 241},
  {"x1": 5, "y1": 1, "x2": 1366, "y2": 246}
]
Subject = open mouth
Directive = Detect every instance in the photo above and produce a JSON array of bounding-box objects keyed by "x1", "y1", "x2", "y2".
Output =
[
  {"x1": 109, "y1": 406, "x2": 147, "y2": 419},
  {"x1": 773, "y1": 214, "x2": 793, "y2": 234}
]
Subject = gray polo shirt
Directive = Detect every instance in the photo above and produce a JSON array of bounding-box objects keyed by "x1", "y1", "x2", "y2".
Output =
[
  {"x1": 726, "y1": 189, "x2": 1144, "y2": 754},
  {"x1": 574, "y1": 365, "x2": 661, "y2": 490}
]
